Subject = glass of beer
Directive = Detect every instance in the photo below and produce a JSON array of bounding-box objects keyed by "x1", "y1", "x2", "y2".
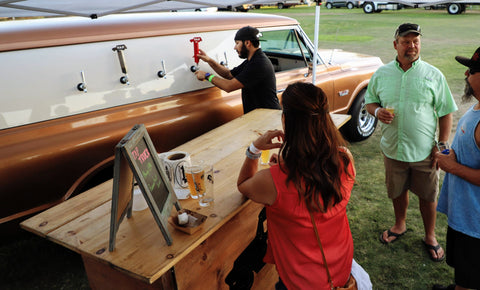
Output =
[
  {"x1": 200, "y1": 164, "x2": 214, "y2": 207},
  {"x1": 185, "y1": 160, "x2": 205, "y2": 200}
]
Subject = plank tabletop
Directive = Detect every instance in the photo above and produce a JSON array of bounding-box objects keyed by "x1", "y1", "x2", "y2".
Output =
[{"x1": 21, "y1": 109, "x2": 350, "y2": 284}]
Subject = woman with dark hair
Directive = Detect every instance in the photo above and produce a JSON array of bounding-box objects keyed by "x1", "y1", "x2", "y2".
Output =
[{"x1": 237, "y1": 82, "x2": 356, "y2": 289}]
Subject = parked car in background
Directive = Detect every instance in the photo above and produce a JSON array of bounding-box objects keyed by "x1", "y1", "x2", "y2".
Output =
[
  {"x1": 325, "y1": 0, "x2": 361, "y2": 8},
  {"x1": 255, "y1": 0, "x2": 312, "y2": 9},
  {"x1": 0, "y1": 12, "x2": 382, "y2": 235}
]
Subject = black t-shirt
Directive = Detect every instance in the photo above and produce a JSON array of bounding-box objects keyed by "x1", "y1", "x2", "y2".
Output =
[{"x1": 231, "y1": 49, "x2": 280, "y2": 114}]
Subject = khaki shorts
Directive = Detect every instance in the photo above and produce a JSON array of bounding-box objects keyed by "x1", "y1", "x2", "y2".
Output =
[{"x1": 383, "y1": 155, "x2": 439, "y2": 202}]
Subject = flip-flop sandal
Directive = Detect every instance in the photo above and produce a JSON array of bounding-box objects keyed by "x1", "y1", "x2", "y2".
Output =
[
  {"x1": 422, "y1": 240, "x2": 445, "y2": 262},
  {"x1": 379, "y1": 229, "x2": 406, "y2": 244}
]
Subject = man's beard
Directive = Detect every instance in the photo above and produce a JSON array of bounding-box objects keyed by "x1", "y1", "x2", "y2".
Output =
[
  {"x1": 462, "y1": 77, "x2": 475, "y2": 103},
  {"x1": 403, "y1": 51, "x2": 418, "y2": 63},
  {"x1": 239, "y1": 44, "x2": 249, "y2": 59}
]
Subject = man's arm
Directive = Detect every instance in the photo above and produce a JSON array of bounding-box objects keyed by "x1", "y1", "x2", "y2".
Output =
[
  {"x1": 197, "y1": 49, "x2": 232, "y2": 79},
  {"x1": 206, "y1": 59, "x2": 233, "y2": 79},
  {"x1": 436, "y1": 152, "x2": 480, "y2": 186},
  {"x1": 366, "y1": 103, "x2": 394, "y2": 124},
  {"x1": 432, "y1": 113, "x2": 453, "y2": 168},
  {"x1": 365, "y1": 103, "x2": 380, "y2": 117},
  {"x1": 210, "y1": 76, "x2": 244, "y2": 93},
  {"x1": 438, "y1": 113, "x2": 453, "y2": 143},
  {"x1": 196, "y1": 70, "x2": 244, "y2": 92},
  {"x1": 436, "y1": 121, "x2": 480, "y2": 186}
]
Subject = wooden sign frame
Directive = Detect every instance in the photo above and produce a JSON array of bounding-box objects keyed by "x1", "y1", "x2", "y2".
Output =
[{"x1": 109, "y1": 124, "x2": 181, "y2": 251}]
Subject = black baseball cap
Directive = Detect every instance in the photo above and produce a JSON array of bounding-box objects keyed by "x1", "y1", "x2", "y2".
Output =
[
  {"x1": 394, "y1": 23, "x2": 422, "y2": 38},
  {"x1": 235, "y1": 26, "x2": 260, "y2": 41},
  {"x1": 455, "y1": 47, "x2": 480, "y2": 71}
]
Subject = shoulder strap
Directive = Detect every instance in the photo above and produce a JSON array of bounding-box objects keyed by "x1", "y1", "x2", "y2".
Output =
[{"x1": 309, "y1": 211, "x2": 335, "y2": 290}]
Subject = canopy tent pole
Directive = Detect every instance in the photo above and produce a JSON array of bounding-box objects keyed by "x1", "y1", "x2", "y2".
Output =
[
  {"x1": 312, "y1": 1, "x2": 320, "y2": 84},
  {"x1": 96, "y1": 0, "x2": 172, "y2": 18}
]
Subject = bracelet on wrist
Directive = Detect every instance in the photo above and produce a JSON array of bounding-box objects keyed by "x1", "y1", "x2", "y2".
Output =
[
  {"x1": 204, "y1": 73, "x2": 211, "y2": 81},
  {"x1": 374, "y1": 107, "x2": 381, "y2": 118},
  {"x1": 249, "y1": 143, "x2": 262, "y2": 155},
  {"x1": 246, "y1": 147, "x2": 261, "y2": 160},
  {"x1": 207, "y1": 74, "x2": 215, "y2": 82}
]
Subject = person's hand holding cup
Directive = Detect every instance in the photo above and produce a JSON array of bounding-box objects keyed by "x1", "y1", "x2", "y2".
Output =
[
  {"x1": 385, "y1": 106, "x2": 395, "y2": 116},
  {"x1": 381, "y1": 106, "x2": 395, "y2": 124},
  {"x1": 253, "y1": 129, "x2": 284, "y2": 165}
]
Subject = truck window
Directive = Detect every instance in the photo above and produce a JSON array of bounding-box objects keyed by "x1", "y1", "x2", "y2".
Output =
[{"x1": 260, "y1": 29, "x2": 311, "y2": 72}]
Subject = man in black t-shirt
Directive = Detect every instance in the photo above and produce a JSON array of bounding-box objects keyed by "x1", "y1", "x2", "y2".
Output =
[{"x1": 195, "y1": 26, "x2": 280, "y2": 114}]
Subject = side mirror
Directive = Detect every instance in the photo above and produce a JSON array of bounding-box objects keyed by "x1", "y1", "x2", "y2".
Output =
[{"x1": 304, "y1": 62, "x2": 313, "y2": 77}]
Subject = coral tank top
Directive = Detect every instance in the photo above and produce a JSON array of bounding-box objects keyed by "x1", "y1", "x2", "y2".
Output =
[{"x1": 265, "y1": 160, "x2": 355, "y2": 290}]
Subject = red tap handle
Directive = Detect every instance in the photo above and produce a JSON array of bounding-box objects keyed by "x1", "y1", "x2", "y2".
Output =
[{"x1": 190, "y1": 37, "x2": 203, "y2": 64}]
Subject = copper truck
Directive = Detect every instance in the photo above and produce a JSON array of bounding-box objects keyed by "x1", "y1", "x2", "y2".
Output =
[{"x1": 0, "y1": 12, "x2": 382, "y2": 232}]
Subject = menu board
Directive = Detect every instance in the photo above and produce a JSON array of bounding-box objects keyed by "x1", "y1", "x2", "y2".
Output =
[{"x1": 109, "y1": 124, "x2": 181, "y2": 251}]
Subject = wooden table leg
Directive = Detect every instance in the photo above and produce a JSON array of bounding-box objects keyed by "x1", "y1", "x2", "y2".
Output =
[{"x1": 82, "y1": 255, "x2": 177, "y2": 289}]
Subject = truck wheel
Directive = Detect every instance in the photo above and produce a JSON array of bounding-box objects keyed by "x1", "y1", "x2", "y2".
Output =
[
  {"x1": 347, "y1": 2, "x2": 354, "y2": 9},
  {"x1": 340, "y1": 90, "x2": 377, "y2": 142},
  {"x1": 447, "y1": 3, "x2": 462, "y2": 14},
  {"x1": 277, "y1": 3, "x2": 284, "y2": 9},
  {"x1": 326, "y1": 2, "x2": 333, "y2": 9},
  {"x1": 363, "y1": 2, "x2": 375, "y2": 13}
]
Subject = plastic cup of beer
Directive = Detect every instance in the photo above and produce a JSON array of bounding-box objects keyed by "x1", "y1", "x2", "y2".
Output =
[
  {"x1": 185, "y1": 160, "x2": 205, "y2": 200},
  {"x1": 260, "y1": 150, "x2": 270, "y2": 165},
  {"x1": 385, "y1": 106, "x2": 395, "y2": 115}
]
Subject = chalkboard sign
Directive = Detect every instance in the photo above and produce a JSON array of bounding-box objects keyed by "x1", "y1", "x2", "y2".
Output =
[{"x1": 109, "y1": 124, "x2": 181, "y2": 251}]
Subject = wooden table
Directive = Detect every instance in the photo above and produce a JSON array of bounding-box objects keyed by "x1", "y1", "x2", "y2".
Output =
[{"x1": 21, "y1": 109, "x2": 350, "y2": 290}]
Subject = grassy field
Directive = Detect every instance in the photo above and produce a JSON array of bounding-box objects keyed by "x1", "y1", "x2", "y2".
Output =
[
  {"x1": 261, "y1": 6, "x2": 478, "y2": 289},
  {"x1": 1, "y1": 6, "x2": 479, "y2": 289}
]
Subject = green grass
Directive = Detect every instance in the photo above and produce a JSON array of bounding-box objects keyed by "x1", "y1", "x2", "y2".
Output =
[
  {"x1": 258, "y1": 6, "x2": 480, "y2": 101},
  {"x1": 2, "y1": 6, "x2": 479, "y2": 289},
  {"x1": 254, "y1": 6, "x2": 480, "y2": 289},
  {"x1": 348, "y1": 130, "x2": 453, "y2": 289}
]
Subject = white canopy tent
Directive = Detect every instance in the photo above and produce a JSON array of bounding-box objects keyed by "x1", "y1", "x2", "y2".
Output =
[
  {"x1": 0, "y1": 0, "x2": 322, "y2": 82},
  {"x1": 0, "y1": 0, "x2": 315, "y2": 18}
]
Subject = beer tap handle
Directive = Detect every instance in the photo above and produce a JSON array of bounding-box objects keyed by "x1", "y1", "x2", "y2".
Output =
[
  {"x1": 190, "y1": 36, "x2": 202, "y2": 65},
  {"x1": 190, "y1": 65, "x2": 199, "y2": 72},
  {"x1": 157, "y1": 60, "x2": 167, "y2": 79},
  {"x1": 220, "y1": 51, "x2": 229, "y2": 67},
  {"x1": 77, "y1": 70, "x2": 87, "y2": 92},
  {"x1": 190, "y1": 36, "x2": 202, "y2": 73},
  {"x1": 120, "y1": 75, "x2": 130, "y2": 85},
  {"x1": 113, "y1": 45, "x2": 129, "y2": 85}
]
